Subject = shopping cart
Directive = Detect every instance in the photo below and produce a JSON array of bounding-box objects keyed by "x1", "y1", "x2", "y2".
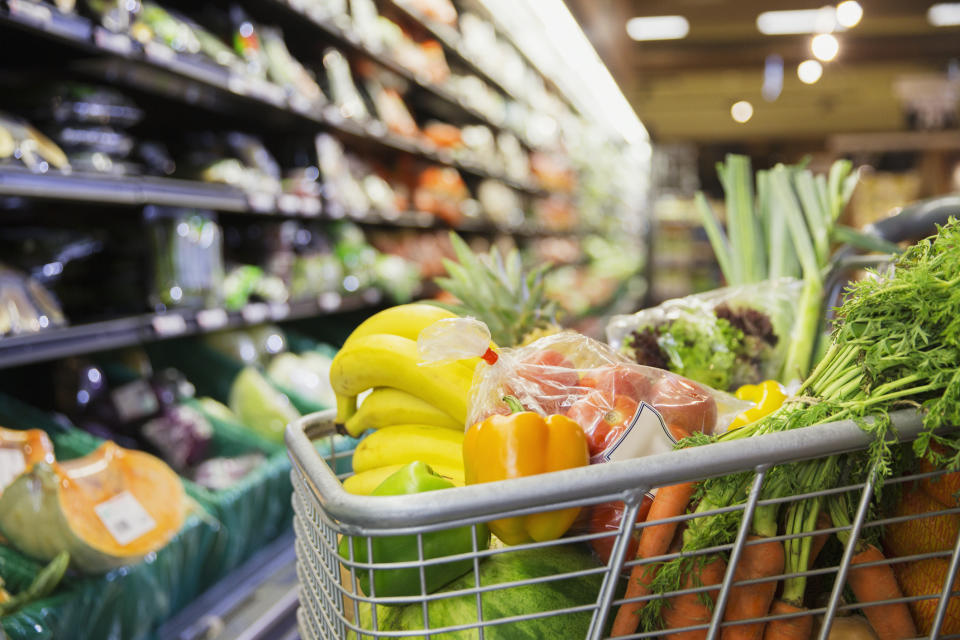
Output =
[{"x1": 286, "y1": 196, "x2": 960, "y2": 640}]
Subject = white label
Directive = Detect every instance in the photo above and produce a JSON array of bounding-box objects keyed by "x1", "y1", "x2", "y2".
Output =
[
  {"x1": 269, "y1": 302, "x2": 290, "y2": 320},
  {"x1": 242, "y1": 303, "x2": 269, "y2": 324},
  {"x1": 247, "y1": 192, "x2": 274, "y2": 212},
  {"x1": 111, "y1": 379, "x2": 159, "y2": 423},
  {"x1": 319, "y1": 292, "x2": 341, "y2": 311},
  {"x1": 0, "y1": 449, "x2": 27, "y2": 491},
  {"x1": 277, "y1": 193, "x2": 299, "y2": 214},
  {"x1": 196, "y1": 308, "x2": 228, "y2": 330},
  {"x1": 144, "y1": 41, "x2": 176, "y2": 63},
  {"x1": 300, "y1": 197, "x2": 322, "y2": 216},
  {"x1": 94, "y1": 28, "x2": 133, "y2": 55},
  {"x1": 94, "y1": 491, "x2": 156, "y2": 545},
  {"x1": 9, "y1": 0, "x2": 52, "y2": 26},
  {"x1": 600, "y1": 402, "x2": 677, "y2": 464},
  {"x1": 152, "y1": 313, "x2": 187, "y2": 337}
]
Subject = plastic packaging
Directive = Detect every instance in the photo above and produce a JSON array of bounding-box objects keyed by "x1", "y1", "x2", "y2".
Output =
[
  {"x1": 146, "y1": 208, "x2": 224, "y2": 311},
  {"x1": 422, "y1": 320, "x2": 746, "y2": 463},
  {"x1": 606, "y1": 277, "x2": 803, "y2": 391},
  {"x1": 0, "y1": 265, "x2": 67, "y2": 338}
]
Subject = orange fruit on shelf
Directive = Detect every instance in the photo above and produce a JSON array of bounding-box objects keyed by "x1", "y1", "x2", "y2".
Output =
[{"x1": 893, "y1": 557, "x2": 960, "y2": 634}]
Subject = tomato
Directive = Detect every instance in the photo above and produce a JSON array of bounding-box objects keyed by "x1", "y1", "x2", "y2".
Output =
[
  {"x1": 566, "y1": 390, "x2": 639, "y2": 457},
  {"x1": 649, "y1": 375, "x2": 718, "y2": 437},
  {"x1": 510, "y1": 349, "x2": 580, "y2": 414},
  {"x1": 589, "y1": 494, "x2": 654, "y2": 565},
  {"x1": 579, "y1": 365, "x2": 652, "y2": 401}
]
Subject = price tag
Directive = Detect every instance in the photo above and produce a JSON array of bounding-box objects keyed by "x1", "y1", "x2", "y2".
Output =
[
  {"x1": 8, "y1": 0, "x2": 52, "y2": 27},
  {"x1": 144, "y1": 40, "x2": 176, "y2": 64},
  {"x1": 111, "y1": 379, "x2": 159, "y2": 424},
  {"x1": 319, "y1": 292, "x2": 341, "y2": 311},
  {"x1": 599, "y1": 402, "x2": 676, "y2": 464},
  {"x1": 247, "y1": 191, "x2": 275, "y2": 212},
  {"x1": 300, "y1": 197, "x2": 322, "y2": 217},
  {"x1": 0, "y1": 449, "x2": 26, "y2": 491},
  {"x1": 94, "y1": 27, "x2": 133, "y2": 55},
  {"x1": 269, "y1": 302, "x2": 290, "y2": 321},
  {"x1": 196, "y1": 308, "x2": 228, "y2": 330},
  {"x1": 242, "y1": 303, "x2": 269, "y2": 324},
  {"x1": 152, "y1": 313, "x2": 187, "y2": 337},
  {"x1": 94, "y1": 491, "x2": 157, "y2": 545},
  {"x1": 277, "y1": 193, "x2": 299, "y2": 214}
]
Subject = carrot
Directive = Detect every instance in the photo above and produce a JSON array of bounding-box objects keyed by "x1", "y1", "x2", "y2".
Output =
[
  {"x1": 808, "y1": 510, "x2": 832, "y2": 568},
  {"x1": 762, "y1": 600, "x2": 813, "y2": 640},
  {"x1": 847, "y1": 544, "x2": 917, "y2": 640},
  {"x1": 662, "y1": 556, "x2": 727, "y2": 640},
  {"x1": 610, "y1": 481, "x2": 697, "y2": 637},
  {"x1": 720, "y1": 535, "x2": 785, "y2": 640}
]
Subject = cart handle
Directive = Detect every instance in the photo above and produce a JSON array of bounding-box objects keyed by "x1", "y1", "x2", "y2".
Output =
[{"x1": 285, "y1": 408, "x2": 928, "y2": 532}]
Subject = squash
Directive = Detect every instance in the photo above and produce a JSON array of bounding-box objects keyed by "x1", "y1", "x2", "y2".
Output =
[
  {"x1": 0, "y1": 427, "x2": 55, "y2": 497},
  {"x1": 0, "y1": 441, "x2": 186, "y2": 572}
]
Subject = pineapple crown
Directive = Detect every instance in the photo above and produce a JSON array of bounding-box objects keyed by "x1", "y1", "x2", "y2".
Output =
[{"x1": 433, "y1": 232, "x2": 558, "y2": 347}]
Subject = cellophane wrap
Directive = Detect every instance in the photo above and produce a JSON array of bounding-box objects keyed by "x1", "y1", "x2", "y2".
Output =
[
  {"x1": 466, "y1": 330, "x2": 748, "y2": 463},
  {"x1": 606, "y1": 277, "x2": 802, "y2": 391}
]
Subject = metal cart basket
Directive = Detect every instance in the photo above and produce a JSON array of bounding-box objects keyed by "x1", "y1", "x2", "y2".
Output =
[
  {"x1": 287, "y1": 409, "x2": 960, "y2": 640},
  {"x1": 287, "y1": 197, "x2": 960, "y2": 640}
]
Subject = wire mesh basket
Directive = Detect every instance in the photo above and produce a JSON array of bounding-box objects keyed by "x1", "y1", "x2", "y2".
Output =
[{"x1": 286, "y1": 407, "x2": 960, "y2": 639}]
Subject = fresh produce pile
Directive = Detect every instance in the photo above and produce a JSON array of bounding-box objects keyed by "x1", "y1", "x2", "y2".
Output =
[{"x1": 327, "y1": 218, "x2": 960, "y2": 639}]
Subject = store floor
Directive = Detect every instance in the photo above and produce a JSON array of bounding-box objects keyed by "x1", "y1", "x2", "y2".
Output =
[{"x1": 158, "y1": 532, "x2": 300, "y2": 640}]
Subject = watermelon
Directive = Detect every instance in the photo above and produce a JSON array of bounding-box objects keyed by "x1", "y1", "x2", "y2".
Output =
[{"x1": 354, "y1": 543, "x2": 620, "y2": 639}]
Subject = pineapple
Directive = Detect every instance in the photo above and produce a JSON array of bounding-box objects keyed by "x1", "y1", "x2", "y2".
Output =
[{"x1": 433, "y1": 232, "x2": 560, "y2": 347}]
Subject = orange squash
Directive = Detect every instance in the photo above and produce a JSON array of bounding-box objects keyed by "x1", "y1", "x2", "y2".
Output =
[
  {"x1": 0, "y1": 427, "x2": 55, "y2": 497},
  {"x1": 883, "y1": 486, "x2": 960, "y2": 558},
  {"x1": 0, "y1": 441, "x2": 186, "y2": 572}
]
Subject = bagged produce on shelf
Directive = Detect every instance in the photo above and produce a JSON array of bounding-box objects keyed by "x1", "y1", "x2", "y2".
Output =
[
  {"x1": 0, "y1": 112, "x2": 70, "y2": 174},
  {"x1": 323, "y1": 48, "x2": 371, "y2": 120},
  {"x1": 146, "y1": 207, "x2": 225, "y2": 311},
  {"x1": 477, "y1": 179, "x2": 523, "y2": 227},
  {"x1": 606, "y1": 278, "x2": 803, "y2": 392},
  {"x1": 396, "y1": 0, "x2": 457, "y2": 27},
  {"x1": 228, "y1": 366, "x2": 301, "y2": 443},
  {"x1": 21, "y1": 83, "x2": 144, "y2": 128},
  {"x1": 0, "y1": 428, "x2": 56, "y2": 497},
  {"x1": 0, "y1": 265, "x2": 67, "y2": 337},
  {"x1": 0, "y1": 440, "x2": 187, "y2": 573},
  {"x1": 413, "y1": 166, "x2": 468, "y2": 225},
  {"x1": 266, "y1": 351, "x2": 336, "y2": 407},
  {"x1": 85, "y1": 0, "x2": 138, "y2": 33},
  {"x1": 365, "y1": 79, "x2": 419, "y2": 139},
  {"x1": 189, "y1": 453, "x2": 266, "y2": 490},
  {"x1": 260, "y1": 26, "x2": 327, "y2": 107},
  {"x1": 316, "y1": 134, "x2": 371, "y2": 217}
]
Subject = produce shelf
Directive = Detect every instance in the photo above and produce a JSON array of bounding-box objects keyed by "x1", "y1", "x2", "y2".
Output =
[
  {"x1": 0, "y1": 291, "x2": 382, "y2": 370},
  {"x1": 0, "y1": 5, "x2": 547, "y2": 198}
]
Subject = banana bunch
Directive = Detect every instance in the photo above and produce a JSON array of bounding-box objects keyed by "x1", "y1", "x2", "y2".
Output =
[{"x1": 331, "y1": 304, "x2": 479, "y2": 495}]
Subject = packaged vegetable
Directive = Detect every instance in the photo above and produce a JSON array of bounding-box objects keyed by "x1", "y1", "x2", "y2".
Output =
[
  {"x1": 421, "y1": 319, "x2": 745, "y2": 465},
  {"x1": 606, "y1": 278, "x2": 802, "y2": 391}
]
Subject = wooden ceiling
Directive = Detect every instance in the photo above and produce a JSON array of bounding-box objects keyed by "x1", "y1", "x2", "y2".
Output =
[{"x1": 565, "y1": 0, "x2": 960, "y2": 143}]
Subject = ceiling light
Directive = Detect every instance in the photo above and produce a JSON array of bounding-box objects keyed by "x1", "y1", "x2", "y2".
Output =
[
  {"x1": 798, "y1": 59, "x2": 824, "y2": 84},
  {"x1": 626, "y1": 15, "x2": 690, "y2": 41},
  {"x1": 731, "y1": 100, "x2": 754, "y2": 123},
  {"x1": 928, "y1": 3, "x2": 960, "y2": 26},
  {"x1": 811, "y1": 33, "x2": 839, "y2": 61},
  {"x1": 756, "y1": 8, "x2": 840, "y2": 35},
  {"x1": 836, "y1": 1, "x2": 863, "y2": 28}
]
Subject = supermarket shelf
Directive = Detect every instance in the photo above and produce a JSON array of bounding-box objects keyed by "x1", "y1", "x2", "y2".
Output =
[
  {"x1": 0, "y1": 291, "x2": 383, "y2": 370},
  {"x1": 157, "y1": 531, "x2": 300, "y2": 640},
  {"x1": 0, "y1": 5, "x2": 547, "y2": 197},
  {"x1": 0, "y1": 167, "x2": 593, "y2": 236},
  {"x1": 385, "y1": 0, "x2": 527, "y2": 108}
]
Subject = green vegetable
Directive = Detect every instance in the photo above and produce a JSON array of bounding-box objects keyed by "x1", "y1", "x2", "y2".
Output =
[
  {"x1": 356, "y1": 544, "x2": 613, "y2": 639},
  {"x1": 0, "y1": 551, "x2": 69, "y2": 616},
  {"x1": 641, "y1": 218, "x2": 960, "y2": 632},
  {"x1": 339, "y1": 462, "x2": 489, "y2": 600},
  {"x1": 228, "y1": 367, "x2": 300, "y2": 442}
]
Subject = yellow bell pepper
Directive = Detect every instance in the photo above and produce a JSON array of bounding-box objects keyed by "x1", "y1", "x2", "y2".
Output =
[
  {"x1": 728, "y1": 380, "x2": 787, "y2": 430},
  {"x1": 463, "y1": 397, "x2": 589, "y2": 545}
]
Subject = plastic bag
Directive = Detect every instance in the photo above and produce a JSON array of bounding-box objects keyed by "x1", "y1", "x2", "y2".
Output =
[
  {"x1": 421, "y1": 320, "x2": 747, "y2": 463},
  {"x1": 606, "y1": 277, "x2": 803, "y2": 391}
]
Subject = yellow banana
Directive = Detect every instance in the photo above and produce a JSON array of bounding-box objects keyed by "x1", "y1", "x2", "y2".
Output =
[
  {"x1": 345, "y1": 387, "x2": 463, "y2": 437},
  {"x1": 335, "y1": 392, "x2": 358, "y2": 425},
  {"x1": 341, "y1": 303, "x2": 458, "y2": 350},
  {"x1": 342, "y1": 462, "x2": 464, "y2": 495},
  {"x1": 351, "y1": 424, "x2": 464, "y2": 473},
  {"x1": 331, "y1": 334, "x2": 472, "y2": 425}
]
